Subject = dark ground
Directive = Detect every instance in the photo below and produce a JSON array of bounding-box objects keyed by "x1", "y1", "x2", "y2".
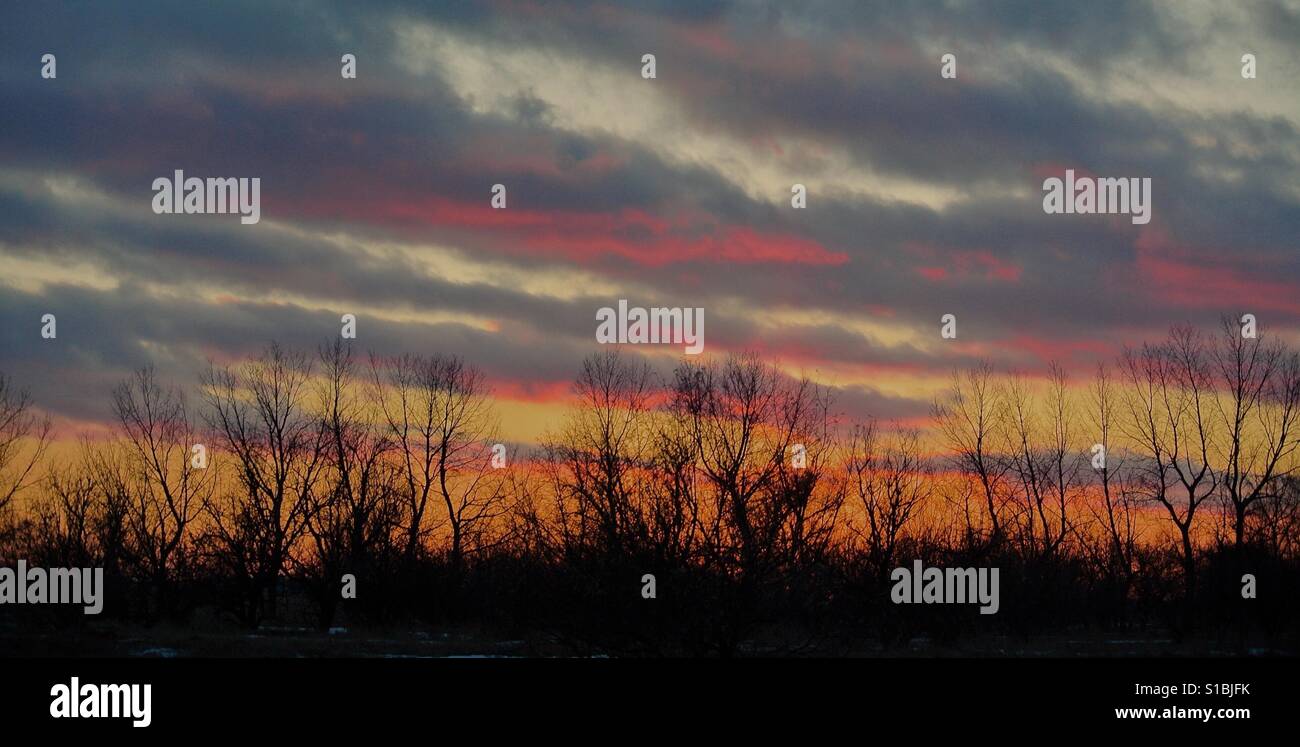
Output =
[{"x1": 2, "y1": 619, "x2": 1292, "y2": 658}]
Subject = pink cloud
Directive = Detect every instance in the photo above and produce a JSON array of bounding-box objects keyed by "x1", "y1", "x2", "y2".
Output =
[
  {"x1": 909, "y1": 243, "x2": 1021, "y2": 283},
  {"x1": 1134, "y1": 228, "x2": 1300, "y2": 316}
]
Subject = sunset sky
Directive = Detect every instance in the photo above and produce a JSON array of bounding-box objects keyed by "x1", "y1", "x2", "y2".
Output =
[{"x1": 2, "y1": 1, "x2": 1299, "y2": 444}]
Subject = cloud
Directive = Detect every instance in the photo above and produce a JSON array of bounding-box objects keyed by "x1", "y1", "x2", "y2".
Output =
[{"x1": 1, "y1": 1, "x2": 1297, "y2": 440}]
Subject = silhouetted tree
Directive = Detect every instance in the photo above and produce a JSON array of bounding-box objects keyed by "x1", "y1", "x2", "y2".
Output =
[
  {"x1": 541, "y1": 350, "x2": 658, "y2": 560},
  {"x1": 934, "y1": 363, "x2": 1009, "y2": 551},
  {"x1": 846, "y1": 421, "x2": 930, "y2": 576},
  {"x1": 306, "y1": 341, "x2": 403, "y2": 626},
  {"x1": 1120, "y1": 326, "x2": 1217, "y2": 603},
  {"x1": 0, "y1": 372, "x2": 51, "y2": 520},
  {"x1": 201, "y1": 343, "x2": 328, "y2": 627},
  {"x1": 1209, "y1": 315, "x2": 1300, "y2": 547},
  {"x1": 372, "y1": 352, "x2": 507, "y2": 579},
  {"x1": 1085, "y1": 363, "x2": 1139, "y2": 597},
  {"x1": 110, "y1": 367, "x2": 210, "y2": 618}
]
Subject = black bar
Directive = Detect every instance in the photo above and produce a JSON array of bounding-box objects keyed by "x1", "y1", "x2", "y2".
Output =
[{"x1": 0, "y1": 656, "x2": 1287, "y2": 735}]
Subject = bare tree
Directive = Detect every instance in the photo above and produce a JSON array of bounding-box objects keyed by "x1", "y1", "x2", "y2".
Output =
[
  {"x1": 767, "y1": 384, "x2": 843, "y2": 568},
  {"x1": 541, "y1": 349, "x2": 658, "y2": 559},
  {"x1": 671, "y1": 353, "x2": 824, "y2": 580},
  {"x1": 306, "y1": 341, "x2": 402, "y2": 625},
  {"x1": 644, "y1": 410, "x2": 703, "y2": 567},
  {"x1": 1003, "y1": 372, "x2": 1045, "y2": 554},
  {"x1": 202, "y1": 343, "x2": 328, "y2": 626},
  {"x1": 110, "y1": 367, "x2": 211, "y2": 616},
  {"x1": 1209, "y1": 315, "x2": 1300, "y2": 547},
  {"x1": 933, "y1": 362, "x2": 1009, "y2": 550},
  {"x1": 1253, "y1": 475, "x2": 1300, "y2": 559},
  {"x1": 27, "y1": 442, "x2": 130, "y2": 584},
  {"x1": 29, "y1": 455, "x2": 101, "y2": 568},
  {"x1": 846, "y1": 421, "x2": 931, "y2": 575},
  {"x1": 1004, "y1": 364, "x2": 1079, "y2": 558},
  {"x1": 1120, "y1": 327, "x2": 1217, "y2": 598},
  {"x1": 1086, "y1": 363, "x2": 1138, "y2": 580},
  {"x1": 9, "y1": 323, "x2": 1300, "y2": 645},
  {"x1": 372, "y1": 353, "x2": 507, "y2": 573},
  {"x1": 0, "y1": 372, "x2": 52, "y2": 517}
]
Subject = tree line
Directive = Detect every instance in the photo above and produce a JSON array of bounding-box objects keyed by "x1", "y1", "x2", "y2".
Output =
[{"x1": 2, "y1": 318, "x2": 1299, "y2": 654}]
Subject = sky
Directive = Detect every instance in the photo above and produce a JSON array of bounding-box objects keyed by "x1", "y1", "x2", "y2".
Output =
[{"x1": 2, "y1": 0, "x2": 1299, "y2": 444}]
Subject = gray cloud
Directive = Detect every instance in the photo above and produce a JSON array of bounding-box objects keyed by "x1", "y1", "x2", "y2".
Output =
[{"x1": 1, "y1": 1, "x2": 1297, "y2": 432}]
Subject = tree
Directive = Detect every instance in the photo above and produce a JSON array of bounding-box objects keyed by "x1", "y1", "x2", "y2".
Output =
[
  {"x1": 1120, "y1": 326, "x2": 1217, "y2": 599},
  {"x1": 1209, "y1": 315, "x2": 1300, "y2": 547},
  {"x1": 29, "y1": 453, "x2": 102, "y2": 569},
  {"x1": 201, "y1": 344, "x2": 328, "y2": 626},
  {"x1": 0, "y1": 372, "x2": 51, "y2": 518},
  {"x1": 541, "y1": 349, "x2": 658, "y2": 559},
  {"x1": 26, "y1": 443, "x2": 130, "y2": 601},
  {"x1": 1003, "y1": 364, "x2": 1079, "y2": 558},
  {"x1": 306, "y1": 341, "x2": 403, "y2": 625},
  {"x1": 1253, "y1": 475, "x2": 1300, "y2": 559},
  {"x1": 1086, "y1": 363, "x2": 1138, "y2": 582},
  {"x1": 373, "y1": 353, "x2": 506, "y2": 574},
  {"x1": 671, "y1": 353, "x2": 826, "y2": 580},
  {"x1": 846, "y1": 421, "x2": 931, "y2": 576},
  {"x1": 933, "y1": 362, "x2": 1009, "y2": 550},
  {"x1": 110, "y1": 367, "x2": 211, "y2": 617}
]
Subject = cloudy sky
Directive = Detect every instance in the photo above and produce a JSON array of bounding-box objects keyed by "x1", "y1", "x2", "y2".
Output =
[{"x1": 2, "y1": 1, "x2": 1299, "y2": 442}]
